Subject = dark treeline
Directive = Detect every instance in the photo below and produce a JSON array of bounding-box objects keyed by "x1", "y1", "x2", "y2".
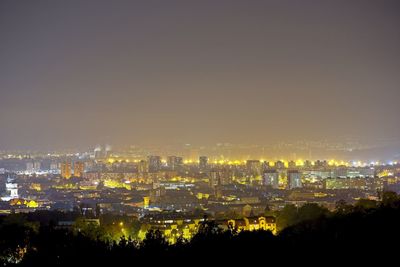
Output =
[{"x1": 1, "y1": 192, "x2": 400, "y2": 266}]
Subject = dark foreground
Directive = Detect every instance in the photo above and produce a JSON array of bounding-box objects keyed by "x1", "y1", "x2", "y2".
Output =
[{"x1": 1, "y1": 193, "x2": 400, "y2": 266}]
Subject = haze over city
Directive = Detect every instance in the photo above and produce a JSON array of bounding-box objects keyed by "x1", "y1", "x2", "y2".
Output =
[{"x1": 1, "y1": 0, "x2": 399, "y2": 150}]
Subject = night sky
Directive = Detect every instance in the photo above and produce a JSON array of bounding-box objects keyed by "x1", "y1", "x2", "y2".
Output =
[{"x1": 1, "y1": 0, "x2": 399, "y2": 150}]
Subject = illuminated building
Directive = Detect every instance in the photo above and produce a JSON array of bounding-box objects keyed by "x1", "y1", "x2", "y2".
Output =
[
  {"x1": 50, "y1": 162, "x2": 59, "y2": 171},
  {"x1": 138, "y1": 160, "x2": 149, "y2": 173},
  {"x1": 263, "y1": 169, "x2": 279, "y2": 189},
  {"x1": 25, "y1": 161, "x2": 41, "y2": 173},
  {"x1": 360, "y1": 167, "x2": 375, "y2": 177},
  {"x1": 94, "y1": 144, "x2": 112, "y2": 159},
  {"x1": 334, "y1": 167, "x2": 348, "y2": 178},
  {"x1": 209, "y1": 168, "x2": 233, "y2": 188},
  {"x1": 288, "y1": 170, "x2": 302, "y2": 189},
  {"x1": 262, "y1": 161, "x2": 270, "y2": 172},
  {"x1": 94, "y1": 146, "x2": 103, "y2": 159},
  {"x1": 226, "y1": 216, "x2": 277, "y2": 234},
  {"x1": 30, "y1": 183, "x2": 41, "y2": 191},
  {"x1": 74, "y1": 161, "x2": 85, "y2": 178},
  {"x1": 209, "y1": 170, "x2": 220, "y2": 188},
  {"x1": 138, "y1": 216, "x2": 204, "y2": 243},
  {"x1": 148, "y1": 155, "x2": 161, "y2": 172},
  {"x1": 246, "y1": 160, "x2": 261, "y2": 177},
  {"x1": 303, "y1": 170, "x2": 332, "y2": 180},
  {"x1": 143, "y1": 196, "x2": 150, "y2": 208},
  {"x1": 1, "y1": 174, "x2": 19, "y2": 201},
  {"x1": 60, "y1": 162, "x2": 72, "y2": 179},
  {"x1": 219, "y1": 169, "x2": 233, "y2": 185},
  {"x1": 199, "y1": 156, "x2": 208, "y2": 171},
  {"x1": 167, "y1": 156, "x2": 183, "y2": 171},
  {"x1": 324, "y1": 177, "x2": 379, "y2": 190},
  {"x1": 167, "y1": 156, "x2": 177, "y2": 170},
  {"x1": 26, "y1": 161, "x2": 34, "y2": 172},
  {"x1": 332, "y1": 167, "x2": 375, "y2": 178},
  {"x1": 104, "y1": 144, "x2": 112, "y2": 158},
  {"x1": 33, "y1": 161, "x2": 41, "y2": 172},
  {"x1": 175, "y1": 156, "x2": 183, "y2": 167}
]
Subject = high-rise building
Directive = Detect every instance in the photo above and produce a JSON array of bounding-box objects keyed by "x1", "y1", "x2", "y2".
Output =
[
  {"x1": 1, "y1": 175, "x2": 18, "y2": 201},
  {"x1": 167, "y1": 156, "x2": 183, "y2": 171},
  {"x1": 94, "y1": 146, "x2": 103, "y2": 159},
  {"x1": 167, "y1": 156, "x2": 177, "y2": 170},
  {"x1": 138, "y1": 160, "x2": 149, "y2": 174},
  {"x1": 26, "y1": 161, "x2": 34, "y2": 172},
  {"x1": 61, "y1": 162, "x2": 72, "y2": 179},
  {"x1": 263, "y1": 169, "x2": 279, "y2": 189},
  {"x1": 148, "y1": 156, "x2": 161, "y2": 172},
  {"x1": 288, "y1": 170, "x2": 302, "y2": 189},
  {"x1": 50, "y1": 162, "x2": 59, "y2": 171},
  {"x1": 199, "y1": 156, "x2": 208, "y2": 170},
  {"x1": 246, "y1": 160, "x2": 261, "y2": 177},
  {"x1": 105, "y1": 145, "x2": 112, "y2": 157},
  {"x1": 334, "y1": 167, "x2": 348, "y2": 178},
  {"x1": 26, "y1": 161, "x2": 41, "y2": 172},
  {"x1": 34, "y1": 161, "x2": 41, "y2": 172},
  {"x1": 209, "y1": 169, "x2": 233, "y2": 188},
  {"x1": 209, "y1": 170, "x2": 220, "y2": 188},
  {"x1": 219, "y1": 169, "x2": 233, "y2": 185},
  {"x1": 262, "y1": 161, "x2": 270, "y2": 172},
  {"x1": 74, "y1": 161, "x2": 85, "y2": 178},
  {"x1": 175, "y1": 156, "x2": 183, "y2": 167}
]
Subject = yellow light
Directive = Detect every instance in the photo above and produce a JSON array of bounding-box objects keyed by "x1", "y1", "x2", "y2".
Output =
[
  {"x1": 328, "y1": 160, "x2": 336, "y2": 166},
  {"x1": 26, "y1": 200, "x2": 39, "y2": 208}
]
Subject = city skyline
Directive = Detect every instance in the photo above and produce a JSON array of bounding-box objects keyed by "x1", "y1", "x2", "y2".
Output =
[{"x1": 1, "y1": 0, "x2": 400, "y2": 150}]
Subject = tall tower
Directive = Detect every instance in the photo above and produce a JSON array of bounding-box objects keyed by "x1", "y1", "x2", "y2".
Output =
[
  {"x1": 1, "y1": 174, "x2": 18, "y2": 201},
  {"x1": 246, "y1": 160, "x2": 261, "y2": 177},
  {"x1": 167, "y1": 156, "x2": 183, "y2": 171},
  {"x1": 33, "y1": 161, "x2": 41, "y2": 172},
  {"x1": 199, "y1": 156, "x2": 208, "y2": 171},
  {"x1": 61, "y1": 162, "x2": 72, "y2": 179},
  {"x1": 94, "y1": 146, "x2": 102, "y2": 159},
  {"x1": 138, "y1": 160, "x2": 149, "y2": 173},
  {"x1": 263, "y1": 169, "x2": 279, "y2": 189},
  {"x1": 148, "y1": 156, "x2": 161, "y2": 172},
  {"x1": 288, "y1": 170, "x2": 302, "y2": 189},
  {"x1": 74, "y1": 161, "x2": 85, "y2": 178},
  {"x1": 167, "y1": 156, "x2": 177, "y2": 170},
  {"x1": 209, "y1": 170, "x2": 220, "y2": 188}
]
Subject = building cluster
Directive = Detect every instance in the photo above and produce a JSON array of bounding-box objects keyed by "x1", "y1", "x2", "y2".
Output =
[{"x1": 0, "y1": 147, "x2": 399, "y2": 240}]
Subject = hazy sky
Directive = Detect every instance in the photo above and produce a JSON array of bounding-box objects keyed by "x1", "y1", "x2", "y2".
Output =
[{"x1": 1, "y1": 0, "x2": 399, "y2": 150}]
